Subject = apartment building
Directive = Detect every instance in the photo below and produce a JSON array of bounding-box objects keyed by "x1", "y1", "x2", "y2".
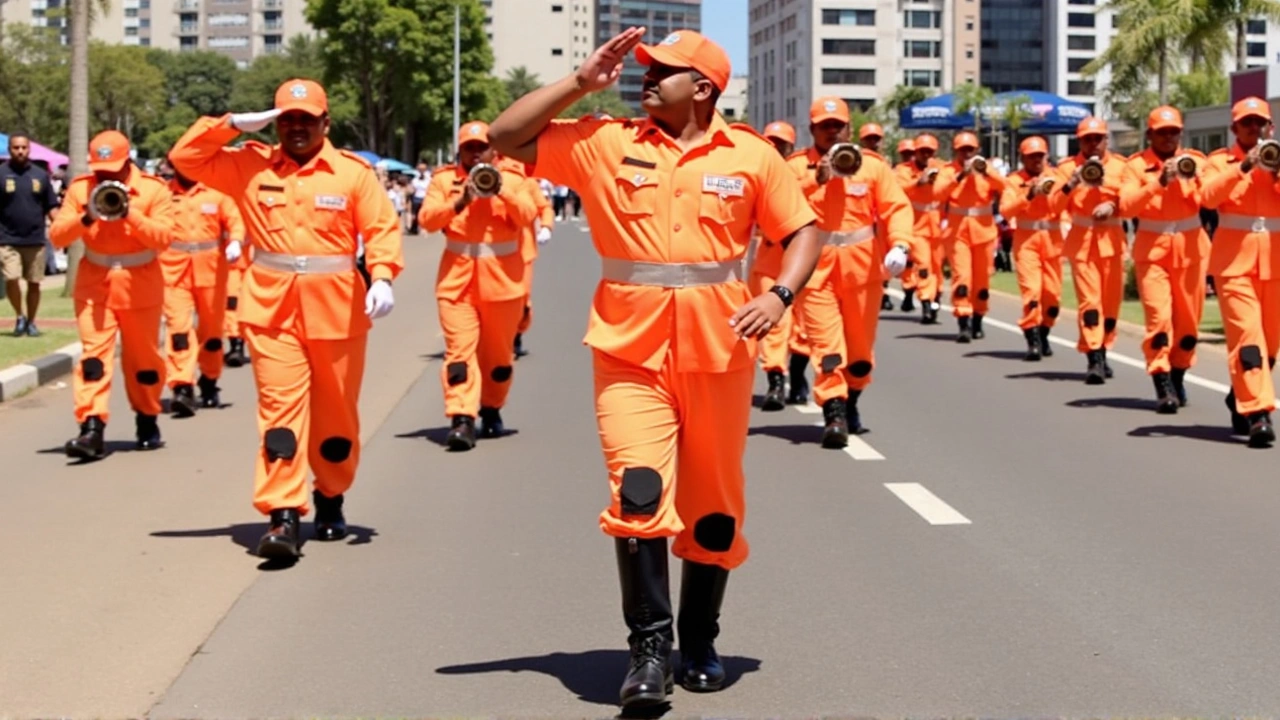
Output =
[
  {"x1": 596, "y1": 0, "x2": 701, "y2": 110},
  {"x1": 0, "y1": 0, "x2": 311, "y2": 68},
  {"x1": 748, "y1": 0, "x2": 979, "y2": 147},
  {"x1": 481, "y1": 0, "x2": 597, "y2": 86}
]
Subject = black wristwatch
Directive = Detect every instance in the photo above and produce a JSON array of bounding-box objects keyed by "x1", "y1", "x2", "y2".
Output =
[{"x1": 769, "y1": 284, "x2": 795, "y2": 308}]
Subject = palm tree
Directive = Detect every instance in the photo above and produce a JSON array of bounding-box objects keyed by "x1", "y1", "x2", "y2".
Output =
[
  {"x1": 1204, "y1": 0, "x2": 1280, "y2": 70},
  {"x1": 1087, "y1": 0, "x2": 1203, "y2": 104},
  {"x1": 503, "y1": 66, "x2": 541, "y2": 102},
  {"x1": 952, "y1": 81, "x2": 994, "y2": 137},
  {"x1": 63, "y1": 0, "x2": 111, "y2": 297}
]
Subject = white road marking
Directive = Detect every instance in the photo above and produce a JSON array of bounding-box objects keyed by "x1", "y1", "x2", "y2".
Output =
[
  {"x1": 884, "y1": 482, "x2": 972, "y2": 525},
  {"x1": 808, "y1": 421, "x2": 884, "y2": 460},
  {"x1": 794, "y1": 402, "x2": 822, "y2": 414},
  {"x1": 883, "y1": 287, "x2": 1233, "y2": 394}
]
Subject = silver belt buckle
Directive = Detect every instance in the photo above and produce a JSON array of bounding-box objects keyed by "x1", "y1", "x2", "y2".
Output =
[
  {"x1": 110, "y1": 259, "x2": 123, "y2": 270},
  {"x1": 1254, "y1": 218, "x2": 1268, "y2": 233},
  {"x1": 294, "y1": 256, "x2": 309, "y2": 272}
]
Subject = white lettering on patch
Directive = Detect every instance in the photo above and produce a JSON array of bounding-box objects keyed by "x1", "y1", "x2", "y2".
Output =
[
  {"x1": 200, "y1": 203, "x2": 219, "y2": 215},
  {"x1": 847, "y1": 182, "x2": 869, "y2": 197},
  {"x1": 702, "y1": 174, "x2": 745, "y2": 197},
  {"x1": 314, "y1": 194, "x2": 348, "y2": 211}
]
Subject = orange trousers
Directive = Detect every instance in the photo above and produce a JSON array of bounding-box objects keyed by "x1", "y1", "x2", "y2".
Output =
[
  {"x1": 73, "y1": 301, "x2": 165, "y2": 424},
  {"x1": 517, "y1": 260, "x2": 534, "y2": 335},
  {"x1": 1218, "y1": 275, "x2": 1280, "y2": 415},
  {"x1": 594, "y1": 348, "x2": 752, "y2": 571},
  {"x1": 800, "y1": 246, "x2": 883, "y2": 404},
  {"x1": 224, "y1": 267, "x2": 244, "y2": 339},
  {"x1": 900, "y1": 259, "x2": 919, "y2": 292},
  {"x1": 164, "y1": 284, "x2": 227, "y2": 387},
  {"x1": 747, "y1": 270, "x2": 796, "y2": 373},
  {"x1": 915, "y1": 235, "x2": 943, "y2": 301},
  {"x1": 1070, "y1": 250, "x2": 1124, "y2": 352},
  {"x1": 1014, "y1": 236, "x2": 1063, "y2": 330},
  {"x1": 947, "y1": 239, "x2": 994, "y2": 317},
  {"x1": 245, "y1": 326, "x2": 366, "y2": 515},
  {"x1": 1136, "y1": 259, "x2": 1206, "y2": 374},
  {"x1": 439, "y1": 289, "x2": 524, "y2": 417}
]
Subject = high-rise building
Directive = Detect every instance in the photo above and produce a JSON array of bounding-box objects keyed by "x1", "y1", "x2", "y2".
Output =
[
  {"x1": 481, "y1": 0, "x2": 597, "y2": 88},
  {"x1": 595, "y1": 0, "x2": 701, "y2": 111},
  {"x1": 979, "y1": 0, "x2": 1045, "y2": 94}
]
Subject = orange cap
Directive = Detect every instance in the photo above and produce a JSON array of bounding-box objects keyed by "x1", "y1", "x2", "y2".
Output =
[
  {"x1": 1076, "y1": 116, "x2": 1108, "y2": 137},
  {"x1": 859, "y1": 123, "x2": 884, "y2": 140},
  {"x1": 914, "y1": 134, "x2": 939, "y2": 151},
  {"x1": 1019, "y1": 136, "x2": 1049, "y2": 155},
  {"x1": 763, "y1": 121, "x2": 796, "y2": 144},
  {"x1": 458, "y1": 121, "x2": 490, "y2": 146},
  {"x1": 953, "y1": 132, "x2": 979, "y2": 150},
  {"x1": 88, "y1": 130, "x2": 131, "y2": 172},
  {"x1": 274, "y1": 78, "x2": 328, "y2": 116},
  {"x1": 810, "y1": 96, "x2": 850, "y2": 124},
  {"x1": 1233, "y1": 96, "x2": 1272, "y2": 123},
  {"x1": 1147, "y1": 105, "x2": 1183, "y2": 131},
  {"x1": 635, "y1": 30, "x2": 731, "y2": 92},
  {"x1": 898, "y1": 139, "x2": 915, "y2": 153}
]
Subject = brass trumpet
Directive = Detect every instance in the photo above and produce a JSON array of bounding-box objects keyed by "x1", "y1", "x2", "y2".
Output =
[
  {"x1": 923, "y1": 167, "x2": 939, "y2": 183},
  {"x1": 89, "y1": 180, "x2": 130, "y2": 221},
  {"x1": 1036, "y1": 176, "x2": 1056, "y2": 194},
  {"x1": 1080, "y1": 156, "x2": 1105, "y2": 185},
  {"x1": 969, "y1": 155, "x2": 988, "y2": 174},
  {"x1": 1258, "y1": 139, "x2": 1280, "y2": 171},
  {"x1": 1175, "y1": 154, "x2": 1198, "y2": 178},
  {"x1": 468, "y1": 163, "x2": 502, "y2": 198},
  {"x1": 829, "y1": 143, "x2": 863, "y2": 177}
]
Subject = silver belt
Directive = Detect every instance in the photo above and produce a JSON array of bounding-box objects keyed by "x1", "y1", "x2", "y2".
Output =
[
  {"x1": 253, "y1": 250, "x2": 355, "y2": 274},
  {"x1": 445, "y1": 240, "x2": 519, "y2": 258},
  {"x1": 84, "y1": 249, "x2": 156, "y2": 269},
  {"x1": 1018, "y1": 220, "x2": 1059, "y2": 231},
  {"x1": 948, "y1": 206, "x2": 993, "y2": 217},
  {"x1": 1070, "y1": 215, "x2": 1123, "y2": 227},
  {"x1": 1218, "y1": 213, "x2": 1280, "y2": 233},
  {"x1": 600, "y1": 258, "x2": 744, "y2": 288},
  {"x1": 911, "y1": 201, "x2": 939, "y2": 212},
  {"x1": 170, "y1": 240, "x2": 219, "y2": 253},
  {"x1": 818, "y1": 226, "x2": 875, "y2": 246},
  {"x1": 1137, "y1": 216, "x2": 1202, "y2": 235}
]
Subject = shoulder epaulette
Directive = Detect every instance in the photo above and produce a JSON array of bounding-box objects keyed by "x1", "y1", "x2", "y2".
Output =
[{"x1": 337, "y1": 149, "x2": 373, "y2": 169}]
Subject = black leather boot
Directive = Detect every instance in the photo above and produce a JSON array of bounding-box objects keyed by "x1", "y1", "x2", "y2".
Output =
[
  {"x1": 313, "y1": 490, "x2": 347, "y2": 541},
  {"x1": 847, "y1": 388, "x2": 865, "y2": 434},
  {"x1": 1152, "y1": 373, "x2": 1179, "y2": 414},
  {"x1": 478, "y1": 406, "x2": 504, "y2": 438},
  {"x1": 677, "y1": 560, "x2": 729, "y2": 693},
  {"x1": 1226, "y1": 389, "x2": 1251, "y2": 435},
  {"x1": 1248, "y1": 412, "x2": 1276, "y2": 448},
  {"x1": 1023, "y1": 328, "x2": 1042, "y2": 361},
  {"x1": 65, "y1": 416, "x2": 106, "y2": 460},
  {"x1": 135, "y1": 413, "x2": 162, "y2": 450},
  {"x1": 446, "y1": 415, "x2": 476, "y2": 451},
  {"x1": 1102, "y1": 348, "x2": 1114, "y2": 378},
  {"x1": 786, "y1": 353, "x2": 809, "y2": 405},
  {"x1": 971, "y1": 313, "x2": 985, "y2": 339},
  {"x1": 514, "y1": 333, "x2": 528, "y2": 359},
  {"x1": 170, "y1": 384, "x2": 198, "y2": 418},
  {"x1": 1171, "y1": 368, "x2": 1188, "y2": 407},
  {"x1": 1038, "y1": 325, "x2": 1054, "y2": 357},
  {"x1": 1085, "y1": 350, "x2": 1106, "y2": 385},
  {"x1": 762, "y1": 370, "x2": 785, "y2": 411},
  {"x1": 615, "y1": 537, "x2": 674, "y2": 709},
  {"x1": 901, "y1": 288, "x2": 915, "y2": 312},
  {"x1": 956, "y1": 316, "x2": 972, "y2": 344},
  {"x1": 921, "y1": 299, "x2": 939, "y2": 325},
  {"x1": 880, "y1": 285, "x2": 893, "y2": 311},
  {"x1": 224, "y1": 337, "x2": 247, "y2": 367},
  {"x1": 257, "y1": 508, "x2": 301, "y2": 559},
  {"x1": 821, "y1": 397, "x2": 848, "y2": 449},
  {"x1": 197, "y1": 375, "x2": 221, "y2": 408}
]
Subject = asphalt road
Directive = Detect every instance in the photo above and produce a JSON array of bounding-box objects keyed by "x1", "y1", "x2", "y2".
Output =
[{"x1": 4, "y1": 223, "x2": 1280, "y2": 719}]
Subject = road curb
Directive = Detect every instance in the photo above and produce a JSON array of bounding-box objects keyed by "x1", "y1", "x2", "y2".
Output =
[{"x1": 0, "y1": 341, "x2": 82, "y2": 403}]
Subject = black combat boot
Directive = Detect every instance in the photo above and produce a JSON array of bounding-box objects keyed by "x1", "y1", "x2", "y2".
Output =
[
  {"x1": 1248, "y1": 412, "x2": 1276, "y2": 448},
  {"x1": 478, "y1": 406, "x2": 505, "y2": 438},
  {"x1": 1152, "y1": 373, "x2": 1179, "y2": 414},
  {"x1": 197, "y1": 375, "x2": 221, "y2": 408},
  {"x1": 257, "y1": 508, "x2": 301, "y2": 559},
  {"x1": 1085, "y1": 350, "x2": 1106, "y2": 385},
  {"x1": 135, "y1": 413, "x2": 162, "y2": 450},
  {"x1": 1226, "y1": 389, "x2": 1251, "y2": 435},
  {"x1": 971, "y1": 313, "x2": 985, "y2": 339},
  {"x1": 65, "y1": 416, "x2": 106, "y2": 460},
  {"x1": 900, "y1": 288, "x2": 916, "y2": 312},
  {"x1": 1038, "y1": 325, "x2": 1054, "y2": 357},
  {"x1": 1023, "y1": 328, "x2": 1041, "y2": 361},
  {"x1": 847, "y1": 388, "x2": 865, "y2": 434},
  {"x1": 786, "y1": 354, "x2": 810, "y2": 405},
  {"x1": 514, "y1": 333, "x2": 528, "y2": 359},
  {"x1": 956, "y1": 316, "x2": 972, "y2": 344},
  {"x1": 224, "y1": 337, "x2": 247, "y2": 367},
  {"x1": 821, "y1": 397, "x2": 849, "y2": 449},
  {"x1": 615, "y1": 537, "x2": 674, "y2": 709},
  {"x1": 170, "y1": 383, "x2": 198, "y2": 418},
  {"x1": 446, "y1": 415, "x2": 477, "y2": 451},
  {"x1": 313, "y1": 489, "x2": 347, "y2": 541},
  {"x1": 677, "y1": 560, "x2": 729, "y2": 692},
  {"x1": 1102, "y1": 348, "x2": 1114, "y2": 378},
  {"x1": 762, "y1": 370, "x2": 785, "y2": 411},
  {"x1": 1170, "y1": 368, "x2": 1188, "y2": 407}
]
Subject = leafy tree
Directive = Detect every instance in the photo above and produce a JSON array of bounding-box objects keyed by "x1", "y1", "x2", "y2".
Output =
[
  {"x1": 1170, "y1": 67, "x2": 1229, "y2": 108},
  {"x1": 0, "y1": 25, "x2": 70, "y2": 146},
  {"x1": 146, "y1": 49, "x2": 237, "y2": 117},
  {"x1": 1204, "y1": 0, "x2": 1280, "y2": 70},
  {"x1": 89, "y1": 43, "x2": 166, "y2": 139},
  {"x1": 952, "y1": 81, "x2": 994, "y2": 135}
]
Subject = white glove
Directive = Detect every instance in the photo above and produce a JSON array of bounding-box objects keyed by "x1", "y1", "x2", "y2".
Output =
[
  {"x1": 225, "y1": 240, "x2": 242, "y2": 263},
  {"x1": 883, "y1": 246, "x2": 908, "y2": 276},
  {"x1": 536, "y1": 226, "x2": 551, "y2": 244},
  {"x1": 230, "y1": 109, "x2": 282, "y2": 133},
  {"x1": 365, "y1": 279, "x2": 394, "y2": 320}
]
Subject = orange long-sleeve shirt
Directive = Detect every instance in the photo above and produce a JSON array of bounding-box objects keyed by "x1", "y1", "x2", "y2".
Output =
[
  {"x1": 1119, "y1": 148, "x2": 1209, "y2": 268},
  {"x1": 999, "y1": 168, "x2": 1064, "y2": 253},
  {"x1": 161, "y1": 180, "x2": 245, "y2": 289},
  {"x1": 1200, "y1": 143, "x2": 1280, "y2": 280},
  {"x1": 897, "y1": 159, "x2": 944, "y2": 239},
  {"x1": 1053, "y1": 152, "x2": 1134, "y2": 262},
  {"x1": 934, "y1": 161, "x2": 1006, "y2": 245}
]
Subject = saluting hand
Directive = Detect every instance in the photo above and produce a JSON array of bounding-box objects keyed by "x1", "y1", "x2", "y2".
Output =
[
  {"x1": 730, "y1": 292, "x2": 785, "y2": 340},
  {"x1": 576, "y1": 27, "x2": 647, "y2": 93},
  {"x1": 229, "y1": 109, "x2": 282, "y2": 133}
]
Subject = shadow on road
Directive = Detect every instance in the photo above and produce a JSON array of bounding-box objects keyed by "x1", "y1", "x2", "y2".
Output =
[
  {"x1": 1066, "y1": 396, "x2": 1155, "y2": 412},
  {"x1": 435, "y1": 649, "x2": 761, "y2": 714},
  {"x1": 964, "y1": 350, "x2": 1031, "y2": 361},
  {"x1": 896, "y1": 332, "x2": 960, "y2": 342},
  {"x1": 396, "y1": 426, "x2": 520, "y2": 447},
  {"x1": 150, "y1": 523, "x2": 379, "y2": 570},
  {"x1": 878, "y1": 314, "x2": 923, "y2": 323},
  {"x1": 36, "y1": 440, "x2": 157, "y2": 464},
  {"x1": 747, "y1": 424, "x2": 822, "y2": 445},
  {"x1": 1005, "y1": 370, "x2": 1086, "y2": 382},
  {"x1": 1128, "y1": 423, "x2": 1245, "y2": 446}
]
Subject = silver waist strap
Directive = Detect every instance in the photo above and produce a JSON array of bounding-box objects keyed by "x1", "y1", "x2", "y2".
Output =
[
  {"x1": 949, "y1": 206, "x2": 993, "y2": 217},
  {"x1": 911, "y1": 201, "x2": 939, "y2": 212},
  {"x1": 1070, "y1": 215, "x2": 1123, "y2": 228},
  {"x1": 170, "y1": 240, "x2": 220, "y2": 253},
  {"x1": 817, "y1": 226, "x2": 875, "y2": 246},
  {"x1": 253, "y1": 250, "x2": 355, "y2": 274},
  {"x1": 84, "y1": 249, "x2": 156, "y2": 269},
  {"x1": 1218, "y1": 213, "x2": 1280, "y2": 233},
  {"x1": 601, "y1": 258, "x2": 745, "y2": 288},
  {"x1": 1018, "y1": 220, "x2": 1058, "y2": 232},
  {"x1": 445, "y1": 240, "x2": 520, "y2": 258},
  {"x1": 1137, "y1": 215, "x2": 1202, "y2": 235}
]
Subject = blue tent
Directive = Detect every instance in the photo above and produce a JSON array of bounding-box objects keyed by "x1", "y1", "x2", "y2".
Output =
[
  {"x1": 378, "y1": 158, "x2": 415, "y2": 174},
  {"x1": 354, "y1": 150, "x2": 381, "y2": 165},
  {"x1": 900, "y1": 90, "x2": 1092, "y2": 134}
]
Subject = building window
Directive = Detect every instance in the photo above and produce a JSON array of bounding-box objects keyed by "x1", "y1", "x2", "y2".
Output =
[
  {"x1": 1249, "y1": 41, "x2": 1266, "y2": 57},
  {"x1": 822, "y1": 38, "x2": 875, "y2": 55},
  {"x1": 1067, "y1": 56, "x2": 1090, "y2": 72},
  {"x1": 1067, "y1": 80, "x2": 1095, "y2": 95},
  {"x1": 1067, "y1": 35, "x2": 1096, "y2": 50},
  {"x1": 821, "y1": 8, "x2": 874, "y2": 25},
  {"x1": 125, "y1": 7, "x2": 138, "y2": 17},
  {"x1": 903, "y1": 10, "x2": 941, "y2": 28},
  {"x1": 904, "y1": 40, "x2": 941, "y2": 58},
  {"x1": 1248, "y1": 19, "x2": 1267, "y2": 34},
  {"x1": 903, "y1": 69, "x2": 942, "y2": 87},
  {"x1": 552, "y1": 4, "x2": 563, "y2": 11},
  {"x1": 551, "y1": 48, "x2": 563, "y2": 56},
  {"x1": 1067, "y1": 12, "x2": 1095, "y2": 27},
  {"x1": 966, "y1": 49, "x2": 974, "y2": 58},
  {"x1": 822, "y1": 68, "x2": 875, "y2": 85},
  {"x1": 966, "y1": 20, "x2": 974, "y2": 30},
  {"x1": 125, "y1": 26, "x2": 137, "y2": 36}
]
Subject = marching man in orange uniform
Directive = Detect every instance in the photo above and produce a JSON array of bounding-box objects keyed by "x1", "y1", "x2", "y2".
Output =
[
  {"x1": 490, "y1": 28, "x2": 821, "y2": 710},
  {"x1": 891, "y1": 138, "x2": 921, "y2": 312},
  {"x1": 419, "y1": 121, "x2": 538, "y2": 450},
  {"x1": 897, "y1": 133, "x2": 944, "y2": 324},
  {"x1": 860, "y1": 123, "x2": 903, "y2": 313},
  {"x1": 999, "y1": 136, "x2": 1064, "y2": 361},
  {"x1": 170, "y1": 78, "x2": 404, "y2": 559},
  {"x1": 155, "y1": 156, "x2": 245, "y2": 415},
  {"x1": 223, "y1": 242, "x2": 251, "y2": 367},
  {"x1": 512, "y1": 161, "x2": 554, "y2": 359},
  {"x1": 1200, "y1": 96, "x2": 1280, "y2": 447},
  {"x1": 789, "y1": 97, "x2": 914, "y2": 447},
  {"x1": 934, "y1": 131, "x2": 1005, "y2": 342},
  {"x1": 51, "y1": 131, "x2": 175, "y2": 459},
  {"x1": 1119, "y1": 106, "x2": 1210, "y2": 413},
  {"x1": 1053, "y1": 117, "x2": 1131, "y2": 384}
]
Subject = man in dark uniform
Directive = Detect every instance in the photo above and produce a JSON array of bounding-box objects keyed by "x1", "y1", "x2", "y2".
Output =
[{"x1": 0, "y1": 134, "x2": 59, "y2": 336}]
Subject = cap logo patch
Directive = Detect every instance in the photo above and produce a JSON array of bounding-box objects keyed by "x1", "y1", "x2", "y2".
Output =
[
  {"x1": 660, "y1": 32, "x2": 681, "y2": 45},
  {"x1": 290, "y1": 83, "x2": 308, "y2": 98},
  {"x1": 470, "y1": 125, "x2": 481, "y2": 135},
  {"x1": 1162, "y1": 110, "x2": 1174, "y2": 119},
  {"x1": 824, "y1": 100, "x2": 837, "y2": 112},
  {"x1": 96, "y1": 145, "x2": 113, "y2": 159}
]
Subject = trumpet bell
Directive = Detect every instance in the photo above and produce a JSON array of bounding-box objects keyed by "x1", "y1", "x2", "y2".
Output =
[
  {"x1": 1175, "y1": 154, "x2": 1198, "y2": 178},
  {"x1": 1037, "y1": 177, "x2": 1056, "y2": 194},
  {"x1": 89, "y1": 180, "x2": 130, "y2": 221},
  {"x1": 1080, "y1": 157, "x2": 1105, "y2": 185},
  {"x1": 829, "y1": 143, "x2": 862, "y2": 177},
  {"x1": 1259, "y1": 140, "x2": 1280, "y2": 171},
  {"x1": 469, "y1": 163, "x2": 503, "y2": 197},
  {"x1": 970, "y1": 156, "x2": 988, "y2": 173}
]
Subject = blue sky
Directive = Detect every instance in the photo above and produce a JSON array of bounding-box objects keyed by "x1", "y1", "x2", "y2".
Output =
[{"x1": 700, "y1": 0, "x2": 748, "y2": 76}]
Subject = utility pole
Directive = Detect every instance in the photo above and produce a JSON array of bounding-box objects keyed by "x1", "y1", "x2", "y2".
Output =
[{"x1": 453, "y1": 2, "x2": 461, "y2": 156}]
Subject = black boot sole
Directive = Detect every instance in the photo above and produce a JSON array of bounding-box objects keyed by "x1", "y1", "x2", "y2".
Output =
[
  {"x1": 1024, "y1": 352, "x2": 1041, "y2": 362},
  {"x1": 761, "y1": 391, "x2": 785, "y2": 412},
  {"x1": 171, "y1": 400, "x2": 198, "y2": 418},
  {"x1": 821, "y1": 429, "x2": 849, "y2": 449},
  {"x1": 681, "y1": 674, "x2": 723, "y2": 693},
  {"x1": 446, "y1": 433, "x2": 476, "y2": 451},
  {"x1": 65, "y1": 443, "x2": 105, "y2": 461},
  {"x1": 1085, "y1": 373, "x2": 1105, "y2": 385},
  {"x1": 1156, "y1": 399, "x2": 1179, "y2": 415},
  {"x1": 621, "y1": 677, "x2": 674, "y2": 708},
  {"x1": 257, "y1": 536, "x2": 300, "y2": 559},
  {"x1": 1249, "y1": 428, "x2": 1276, "y2": 448},
  {"x1": 314, "y1": 524, "x2": 348, "y2": 541}
]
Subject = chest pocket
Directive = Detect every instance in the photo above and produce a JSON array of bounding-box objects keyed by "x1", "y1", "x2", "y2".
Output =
[
  {"x1": 699, "y1": 173, "x2": 749, "y2": 226},
  {"x1": 312, "y1": 193, "x2": 352, "y2": 234},
  {"x1": 256, "y1": 187, "x2": 288, "y2": 230},
  {"x1": 613, "y1": 170, "x2": 658, "y2": 216}
]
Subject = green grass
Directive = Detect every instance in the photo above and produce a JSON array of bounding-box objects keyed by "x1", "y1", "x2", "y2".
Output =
[
  {"x1": 0, "y1": 289, "x2": 77, "y2": 320},
  {"x1": 0, "y1": 328, "x2": 80, "y2": 368}
]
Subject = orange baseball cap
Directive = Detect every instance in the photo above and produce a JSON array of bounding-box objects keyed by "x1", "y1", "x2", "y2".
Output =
[
  {"x1": 810, "y1": 96, "x2": 850, "y2": 124},
  {"x1": 635, "y1": 30, "x2": 731, "y2": 92},
  {"x1": 1019, "y1": 136, "x2": 1049, "y2": 155},
  {"x1": 1233, "y1": 96, "x2": 1272, "y2": 122},
  {"x1": 859, "y1": 123, "x2": 884, "y2": 140},
  {"x1": 763, "y1": 121, "x2": 796, "y2": 144},
  {"x1": 274, "y1": 78, "x2": 328, "y2": 116},
  {"x1": 458, "y1": 121, "x2": 490, "y2": 146},
  {"x1": 954, "y1": 132, "x2": 979, "y2": 150},
  {"x1": 1147, "y1": 106, "x2": 1183, "y2": 131},
  {"x1": 898, "y1": 139, "x2": 915, "y2": 153},
  {"x1": 914, "y1": 134, "x2": 939, "y2": 151},
  {"x1": 88, "y1": 130, "x2": 131, "y2": 172},
  {"x1": 1076, "y1": 116, "x2": 1108, "y2": 137}
]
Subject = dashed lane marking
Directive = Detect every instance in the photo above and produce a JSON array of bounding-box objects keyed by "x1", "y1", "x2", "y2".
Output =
[
  {"x1": 807, "y1": 421, "x2": 885, "y2": 460},
  {"x1": 884, "y1": 482, "x2": 973, "y2": 525}
]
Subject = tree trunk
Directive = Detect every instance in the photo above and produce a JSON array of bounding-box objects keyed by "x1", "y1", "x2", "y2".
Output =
[
  {"x1": 1238, "y1": 18, "x2": 1248, "y2": 71},
  {"x1": 63, "y1": 0, "x2": 91, "y2": 299},
  {"x1": 1158, "y1": 44, "x2": 1168, "y2": 104}
]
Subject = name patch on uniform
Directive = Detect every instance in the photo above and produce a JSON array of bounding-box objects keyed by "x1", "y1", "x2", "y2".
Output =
[
  {"x1": 622, "y1": 156, "x2": 657, "y2": 169},
  {"x1": 847, "y1": 182, "x2": 869, "y2": 197},
  {"x1": 3, "y1": 178, "x2": 14, "y2": 193},
  {"x1": 314, "y1": 194, "x2": 348, "y2": 211},
  {"x1": 702, "y1": 174, "x2": 745, "y2": 197},
  {"x1": 258, "y1": 183, "x2": 285, "y2": 192},
  {"x1": 201, "y1": 203, "x2": 219, "y2": 214}
]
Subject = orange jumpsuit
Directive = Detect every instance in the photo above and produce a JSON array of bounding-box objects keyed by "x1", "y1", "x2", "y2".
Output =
[
  {"x1": 518, "y1": 174, "x2": 554, "y2": 337},
  {"x1": 1054, "y1": 152, "x2": 1133, "y2": 353},
  {"x1": 49, "y1": 168, "x2": 175, "y2": 425},
  {"x1": 1120, "y1": 149, "x2": 1210, "y2": 375},
  {"x1": 934, "y1": 162, "x2": 1005, "y2": 318},
  {"x1": 746, "y1": 228, "x2": 797, "y2": 374},
  {"x1": 1201, "y1": 145, "x2": 1280, "y2": 415},
  {"x1": 223, "y1": 245, "x2": 251, "y2": 345},
  {"x1": 533, "y1": 115, "x2": 816, "y2": 570},
  {"x1": 170, "y1": 117, "x2": 405, "y2": 516},
  {"x1": 893, "y1": 159, "x2": 921, "y2": 296},
  {"x1": 419, "y1": 164, "x2": 537, "y2": 419},
  {"x1": 897, "y1": 159, "x2": 945, "y2": 305},
  {"x1": 1000, "y1": 169, "x2": 1065, "y2": 330},
  {"x1": 161, "y1": 181, "x2": 244, "y2": 389}
]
